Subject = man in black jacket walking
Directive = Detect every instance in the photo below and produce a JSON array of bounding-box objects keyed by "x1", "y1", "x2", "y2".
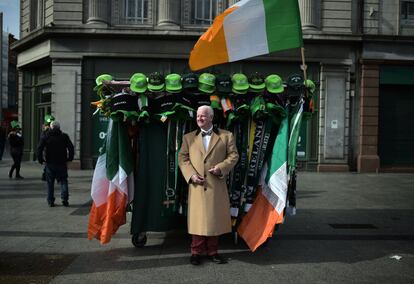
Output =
[
  {"x1": 37, "y1": 121, "x2": 74, "y2": 207},
  {"x1": 8, "y1": 121, "x2": 24, "y2": 179}
]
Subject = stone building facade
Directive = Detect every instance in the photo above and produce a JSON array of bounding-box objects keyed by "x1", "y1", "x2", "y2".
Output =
[{"x1": 12, "y1": 0, "x2": 414, "y2": 171}]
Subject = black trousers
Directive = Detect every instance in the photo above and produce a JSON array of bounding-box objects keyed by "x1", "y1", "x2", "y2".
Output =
[{"x1": 9, "y1": 151, "x2": 22, "y2": 177}]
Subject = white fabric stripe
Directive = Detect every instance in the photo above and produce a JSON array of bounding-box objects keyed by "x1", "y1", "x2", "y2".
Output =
[
  {"x1": 221, "y1": 98, "x2": 231, "y2": 112},
  {"x1": 229, "y1": 0, "x2": 250, "y2": 9},
  {"x1": 224, "y1": 0, "x2": 269, "y2": 62},
  {"x1": 244, "y1": 203, "x2": 253, "y2": 212},
  {"x1": 127, "y1": 174, "x2": 135, "y2": 203},
  {"x1": 289, "y1": 102, "x2": 303, "y2": 145},
  {"x1": 262, "y1": 162, "x2": 288, "y2": 214},
  {"x1": 111, "y1": 166, "x2": 130, "y2": 197},
  {"x1": 91, "y1": 154, "x2": 110, "y2": 207}
]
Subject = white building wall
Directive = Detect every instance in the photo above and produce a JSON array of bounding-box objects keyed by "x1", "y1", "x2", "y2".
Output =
[{"x1": 51, "y1": 59, "x2": 82, "y2": 160}]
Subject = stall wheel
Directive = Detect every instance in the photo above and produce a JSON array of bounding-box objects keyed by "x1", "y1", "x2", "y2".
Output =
[{"x1": 132, "y1": 233, "x2": 147, "y2": 248}]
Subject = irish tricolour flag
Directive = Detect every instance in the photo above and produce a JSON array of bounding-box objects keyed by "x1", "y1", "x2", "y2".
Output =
[
  {"x1": 88, "y1": 119, "x2": 134, "y2": 244},
  {"x1": 238, "y1": 116, "x2": 289, "y2": 251},
  {"x1": 189, "y1": 0, "x2": 303, "y2": 71}
]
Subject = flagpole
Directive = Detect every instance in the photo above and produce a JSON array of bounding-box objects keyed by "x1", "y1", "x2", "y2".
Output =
[{"x1": 300, "y1": 47, "x2": 307, "y2": 81}]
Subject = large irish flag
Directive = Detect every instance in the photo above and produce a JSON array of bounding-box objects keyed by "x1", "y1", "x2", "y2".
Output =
[
  {"x1": 88, "y1": 119, "x2": 134, "y2": 244},
  {"x1": 238, "y1": 116, "x2": 289, "y2": 251},
  {"x1": 189, "y1": 0, "x2": 303, "y2": 71}
]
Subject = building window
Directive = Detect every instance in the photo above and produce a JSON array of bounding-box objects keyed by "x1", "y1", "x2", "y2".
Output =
[
  {"x1": 30, "y1": 0, "x2": 44, "y2": 31},
  {"x1": 123, "y1": 0, "x2": 149, "y2": 24},
  {"x1": 191, "y1": 0, "x2": 217, "y2": 25},
  {"x1": 401, "y1": 1, "x2": 414, "y2": 24}
]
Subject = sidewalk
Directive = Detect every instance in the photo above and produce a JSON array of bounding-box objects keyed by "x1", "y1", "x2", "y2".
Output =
[{"x1": 0, "y1": 160, "x2": 413, "y2": 283}]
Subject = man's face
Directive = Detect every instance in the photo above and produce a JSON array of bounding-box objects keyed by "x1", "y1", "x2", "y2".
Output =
[{"x1": 197, "y1": 108, "x2": 213, "y2": 130}]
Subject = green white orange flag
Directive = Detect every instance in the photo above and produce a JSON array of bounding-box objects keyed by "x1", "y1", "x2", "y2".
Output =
[
  {"x1": 88, "y1": 119, "x2": 134, "y2": 244},
  {"x1": 189, "y1": 0, "x2": 303, "y2": 71},
  {"x1": 238, "y1": 116, "x2": 288, "y2": 251}
]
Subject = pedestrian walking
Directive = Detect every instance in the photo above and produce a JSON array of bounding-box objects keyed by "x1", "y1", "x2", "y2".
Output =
[
  {"x1": 37, "y1": 121, "x2": 74, "y2": 207},
  {"x1": 39, "y1": 114, "x2": 55, "y2": 181},
  {"x1": 8, "y1": 120, "x2": 24, "y2": 179},
  {"x1": 178, "y1": 105, "x2": 239, "y2": 265}
]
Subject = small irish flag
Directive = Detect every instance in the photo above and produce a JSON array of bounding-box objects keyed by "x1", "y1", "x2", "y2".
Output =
[
  {"x1": 88, "y1": 119, "x2": 134, "y2": 244},
  {"x1": 189, "y1": 0, "x2": 303, "y2": 71},
  {"x1": 238, "y1": 116, "x2": 289, "y2": 251}
]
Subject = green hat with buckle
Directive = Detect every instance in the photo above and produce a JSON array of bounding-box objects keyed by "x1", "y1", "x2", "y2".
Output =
[
  {"x1": 265, "y1": 74, "x2": 284, "y2": 94},
  {"x1": 232, "y1": 73, "x2": 249, "y2": 94},
  {"x1": 44, "y1": 114, "x2": 55, "y2": 124},
  {"x1": 94, "y1": 74, "x2": 113, "y2": 91},
  {"x1": 198, "y1": 73, "x2": 216, "y2": 94},
  {"x1": 148, "y1": 72, "x2": 165, "y2": 92},
  {"x1": 10, "y1": 120, "x2": 21, "y2": 130},
  {"x1": 165, "y1": 73, "x2": 182, "y2": 93},
  {"x1": 130, "y1": 73, "x2": 147, "y2": 93},
  {"x1": 248, "y1": 72, "x2": 265, "y2": 92}
]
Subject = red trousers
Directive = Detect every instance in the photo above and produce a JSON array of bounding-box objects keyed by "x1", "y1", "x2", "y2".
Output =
[{"x1": 191, "y1": 235, "x2": 219, "y2": 256}]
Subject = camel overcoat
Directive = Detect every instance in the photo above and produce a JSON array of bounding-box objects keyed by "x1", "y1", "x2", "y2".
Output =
[{"x1": 178, "y1": 128, "x2": 239, "y2": 236}]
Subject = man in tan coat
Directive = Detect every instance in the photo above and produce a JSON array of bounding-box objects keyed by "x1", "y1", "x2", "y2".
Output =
[{"x1": 178, "y1": 105, "x2": 239, "y2": 265}]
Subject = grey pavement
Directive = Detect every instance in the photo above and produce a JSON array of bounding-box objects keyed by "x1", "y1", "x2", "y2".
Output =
[{"x1": 0, "y1": 159, "x2": 414, "y2": 283}]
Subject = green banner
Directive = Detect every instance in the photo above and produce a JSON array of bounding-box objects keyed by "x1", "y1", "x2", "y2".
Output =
[{"x1": 92, "y1": 112, "x2": 109, "y2": 158}]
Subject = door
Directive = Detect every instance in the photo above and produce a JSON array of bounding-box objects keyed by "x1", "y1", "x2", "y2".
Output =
[{"x1": 379, "y1": 85, "x2": 414, "y2": 166}]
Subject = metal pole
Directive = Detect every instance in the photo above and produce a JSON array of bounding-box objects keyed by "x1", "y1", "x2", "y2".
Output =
[{"x1": 0, "y1": 12, "x2": 3, "y2": 121}]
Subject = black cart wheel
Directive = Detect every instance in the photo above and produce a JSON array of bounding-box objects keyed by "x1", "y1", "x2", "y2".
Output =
[{"x1": 132, "y1": 233, "x2": 147, "y2": 248}]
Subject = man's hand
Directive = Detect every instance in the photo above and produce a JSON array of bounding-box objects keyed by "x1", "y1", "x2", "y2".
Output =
[
  {"x1": 208, "y1": 166, "x2": 222, "y2": 176},
  {"x1": 191, "y1": 174, "x2": 205, "y2": 185}
]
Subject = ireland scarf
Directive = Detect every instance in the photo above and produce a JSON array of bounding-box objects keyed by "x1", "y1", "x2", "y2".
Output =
[
  {"x1": 238, "y1": 116, "x2": 288, "y2": 251},
  {"x1": 88, "y1": 119, "x2": 134, "y2": 244}
]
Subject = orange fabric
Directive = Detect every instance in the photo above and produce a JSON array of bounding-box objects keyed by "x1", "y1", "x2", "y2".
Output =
[
  {"x1": 88, "y1": 190, "x2": 128, "y2": 244},
  {"x1": 238, "y1": 188, "x2": 284, "y2": 251},
  {"x1": 221, "y1": 98, "x2": 233, "y2": 117},
  {"x1": 210, "y1": 95, "x2": 220, "y2": 103},
  {"x1": 189, "y1": 7, "x2": 238, "y2": 71}
]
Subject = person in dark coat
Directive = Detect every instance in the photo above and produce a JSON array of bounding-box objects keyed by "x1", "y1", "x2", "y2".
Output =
[
  {"x1": 8, "y1": 121, "x2": 24, "y2": 179},
  {"x1": 39, "y1": 114, "x2": 55, "y2": 181},
  {"x1": 37, "y1": 121, "x2": 74, "y2": 207}
]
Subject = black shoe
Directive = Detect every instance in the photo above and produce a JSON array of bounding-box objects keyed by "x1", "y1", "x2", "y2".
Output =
[
  {"x1": 62, "y1": 201, "x2": 69, "y2": 207},
  {"x1": 15, "y1": 175, "x2": 24, "y2": 179},
  {"x1": 208, "y1": 254, "x2": 227, "y2": 264},
  {"x1": 190, "y1": 254, "x2": 201, "y2": 266},
  {"x1": 48, "y1": 202, "x2": 55, "y2": 207}
]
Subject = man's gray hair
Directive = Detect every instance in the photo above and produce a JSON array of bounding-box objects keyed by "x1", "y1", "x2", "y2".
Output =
[
  {"x1": 50, "y1": 121, "x2": 60, "y2": 130},
  {"x1": 197, "y1": 105, "x2": 214, "y2": 118}
]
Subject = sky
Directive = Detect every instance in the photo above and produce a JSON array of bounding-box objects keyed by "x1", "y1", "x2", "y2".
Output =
[{"x1": 0, "y1": 0, "x2": 20, "y2": 39}]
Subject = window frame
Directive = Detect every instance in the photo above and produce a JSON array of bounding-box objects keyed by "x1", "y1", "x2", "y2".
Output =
[
  {"x1": 193, "y1": 0, "x2": 216, "y2": 25},
  {"x1": 401, "y1": 0, "x2": 414, "y2": 25},
  {"x1": 123, "y1": 0, "x2": 149, "y2": 24},
  {"x1": 183, "y1": 0, "x2": 222, "y2": 28},
  {"x1": 30, "y1": 0, "x2": 44, "y2": 31}
]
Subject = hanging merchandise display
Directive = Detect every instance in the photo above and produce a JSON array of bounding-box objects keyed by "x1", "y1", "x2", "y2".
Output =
[
  {"x1": 87, "y1": 70, "x2": 317, "y2": 251},
  {"x1": 130, "y1": 73, "x2": 150, "y2": 122}
]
